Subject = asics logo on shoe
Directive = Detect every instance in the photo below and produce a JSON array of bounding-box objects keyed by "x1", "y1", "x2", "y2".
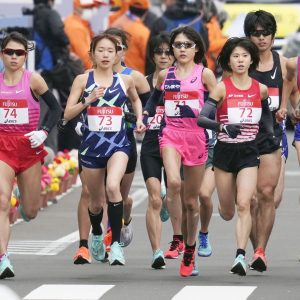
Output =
[{"x1": 270, "y1": 67, "x2": 277, "y2": 80}]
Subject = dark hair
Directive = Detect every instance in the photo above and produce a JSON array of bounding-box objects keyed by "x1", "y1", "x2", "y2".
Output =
[
  {"x1": 244, "y1": 10, "x2": 277, "y2": 38},
  {"x1": 217, "y1": 37, "x2": 259, "y2": 73},
  {"x1": 169, "y1": 26, "x2": 206, "y2": 64},
  {"x1": 1, "y1": 31, "x2": 34, "y2": 52},
  {"x1": 148, "y1": 32, "x2": 172, "y2": 63},
  {"x1": 89, "y1": 33, "x2": 119, "y2": 54},
  {"x1": 129, "y1": 6, "x2": 147, "y2": 17},
  {"x1": 104, "y1": 27, "x2": 129, "y2": 49}
]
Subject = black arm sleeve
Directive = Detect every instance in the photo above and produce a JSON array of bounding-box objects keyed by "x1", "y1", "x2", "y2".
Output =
[
  {"x1": 197, "y1": 98, "x2": 220, "y2": 131},
  {"x1": 260, "y1": 97, "x2": 274, "y2": 135},
  {"x1": 139, "y1": 91, "x2": 151, "y2": 108},
  {"x1": 144, "y1": 88, "x2": 163, "y2": 116},
  {"x1": 40, "y1": 90, "x2": 62, "y2": 133}
]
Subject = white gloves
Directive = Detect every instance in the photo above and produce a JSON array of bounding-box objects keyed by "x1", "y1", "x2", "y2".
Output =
[
  {"x1": 75, "y1": 122, "x2": 84, "y2": 136},
  {"x1": 24, "y1": 130, "x2": 48, "y2": 148}
]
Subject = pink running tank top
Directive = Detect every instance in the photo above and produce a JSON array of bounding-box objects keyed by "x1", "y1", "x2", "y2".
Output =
[
  {"x1": 0, "y1": 70, "x2": 40, "y2": 133},
  {"x1": 162, "y1": 64, "x2": 206, "y2": 131}
]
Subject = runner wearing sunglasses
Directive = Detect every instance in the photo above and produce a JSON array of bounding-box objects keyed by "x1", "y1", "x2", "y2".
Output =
[
  {"x1": 244, "y1": 10, "x2": 298, "y2": 273},
  {"x1": 144, "y1": 26, "x2": 217, "y2": 277},
  {"x1": 0, "y1": 32, "x2": 61, "y2": 279}
]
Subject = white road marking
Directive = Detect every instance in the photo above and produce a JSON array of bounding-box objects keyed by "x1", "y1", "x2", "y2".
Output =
[
  {"x1": 285, "y1": 171, "x2": 300, "y2": 176},
  {"x1": 24, "y1": 284, "x2": 114, "y2": 300},
  {"x1": 172, "y1": 286, "x2": 257, "y2": 300}
]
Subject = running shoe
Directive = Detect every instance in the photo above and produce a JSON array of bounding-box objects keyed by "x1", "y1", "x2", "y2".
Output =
[
  {"x1": 197, "y1": 232, "x2": 212, "y2": 257},
  {"x1": 164, "y1": 238, "x2": 184, "y2": 259},
  {"x1": 230, "y1": 254, "x2": 247, "y2": 276},
  {"x1": 104, "y1": 229, "x2": 112, "y2": 252},
  {"x1": 73, "y1": 246, "x2": 92, "y2": 265},
  {"x1": 109, "y1": 241, "x2": 125, "y2": 266},
  {"x1": 91, "y1": 234, "x2": 106, "y2": 262},
  {"x1": 0, "y1": 254, "x2": 14, "y2": 279},
  {"x1": 151, "y1": 249, "x2": 166, "y2": 269},
  {"x1": 160, "y1": 189, "x2": 169, "y2": 222},
  {"x1": 120, "y1": 221, "x2": 133, "y2": 247},
  {"x1": 191, "y1": 259, "x2": 199, "y2": 276},
  {"x1": 180, "y1": 247, "x2": 195, "y2": 277},
  {"x1": 249, "y1": 247, "x2": 267, "y2": 272}
]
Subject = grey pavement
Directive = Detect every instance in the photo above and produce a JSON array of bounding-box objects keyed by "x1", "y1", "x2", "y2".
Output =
[{"x1": 1, "y1": 131, "x2": 300, "y2": 300}]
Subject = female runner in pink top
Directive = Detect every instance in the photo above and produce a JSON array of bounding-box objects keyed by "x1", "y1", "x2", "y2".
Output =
[
  {"x1": 144, "y1": 26, "x2": 217, "y2": 277},
  {"x1": 0, "y1": 32, "x2": 61, "y2": 279}
]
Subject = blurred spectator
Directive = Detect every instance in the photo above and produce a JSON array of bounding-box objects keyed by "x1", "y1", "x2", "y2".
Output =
[
  {"x1": 145, "y1": 0, "x2": 209, "y2": 75},
  {"x1": 33, "y1": 0, "x2": 70, "y2": 152},
  {"x1": 111, "y1": 0, "x2": 151, "y2": 74},
  {"x1": 64, "y1": 0, "x2": 96, "y2": 70},
  {"x1": 202, "y1": 0, "x2": 228, "y2": 75},
  {"x1": 282, "y1": 26, "x2": 300, "y2": 58}
]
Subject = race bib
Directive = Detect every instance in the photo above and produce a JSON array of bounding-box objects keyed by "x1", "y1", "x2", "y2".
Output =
[
  {"x1": 228, "y1": 97, "x2": 261, "y2": 124},
  {"x1": 268, "y1": 87, "x2": 279, "y2": 111},
  {"x1": 0, "y1": 99, "x2": 29, "y2": 124},
  {"x1": 148, "y1": 106, "x2": 164, "y2": 130},
  {"x1": 87, "y1": 106, "x2": 122, "y2": 132},
  {"x1": 164, "y1": 91, "x2": 199, "y2": 117}
]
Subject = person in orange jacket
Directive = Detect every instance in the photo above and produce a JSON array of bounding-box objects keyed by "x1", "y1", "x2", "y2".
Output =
[
  {"x1": 64, "y1": 0, "x2": 97, "y2": 70},
  {"x1": 111, "y1": 0, "x2": 150, "y2": 74}
]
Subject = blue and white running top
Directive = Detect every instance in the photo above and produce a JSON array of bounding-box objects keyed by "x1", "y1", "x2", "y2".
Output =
[{"x1": 80, "y1": 71, "x2": 130, "y2": 158}]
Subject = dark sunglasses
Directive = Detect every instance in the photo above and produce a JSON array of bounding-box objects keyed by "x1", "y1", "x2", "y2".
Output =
[
  {"x1": 2, "y1": 48, "x2": 27, "y2": 56},
  {"x1": 172, "y1": 41, "x2": 196, "y2": 49},
  {"x1": 117, "y1": 44, "x2": 126, "y2": 52},
  {"x1": 154, "y1": 48, "x2": 171, "y2": 56},
  {"x1": 250, "y1": 30, "x2": 273, "y2": 37}
]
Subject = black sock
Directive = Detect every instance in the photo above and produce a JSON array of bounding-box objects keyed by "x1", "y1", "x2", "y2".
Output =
[
  {"x1": 108, "y1": 200, "x2": 123, "y2": 243},
  {"x1": 200, "y1": 231, "x2": 208, "y2": 235},
  {"x1": 88, "y1": 208, "x2": 103, "y2": 236},
  {"x1": 124, "y1": 217, "x2": 132, "y2": 226},
  {"x1": 173, "y1": 234, "x2": 183, "y2": 241},
  {"x1": 79, "y1": 239, "x2": 88, "y2": 249},
  {"x1": 185, "y1": 243, "x2": 196, "y2": 249},
  {"x1": 236, "y1": 248, "x2": 246, "y2": 257}
]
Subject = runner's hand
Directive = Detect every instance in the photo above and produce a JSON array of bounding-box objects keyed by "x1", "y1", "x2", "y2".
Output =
[
  {"x1": 176, "y1": 105, "x2": 196, "y2": 118},
  {"x1": 221, "y1": 124, "x2": 242, "y2": 139},
  {"x1": 24, "y1": 130, "x2": 48, "y2": 148},
  {"x1": 135, "y1": 119, "x2": 146, "y2": 134}
]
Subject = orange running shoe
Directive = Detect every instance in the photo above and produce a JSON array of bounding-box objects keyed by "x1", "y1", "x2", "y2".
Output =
[
  {"x1": 104, "y1": 229, "x2": 112, "y2": 252},
  {"x1": 249, "y1": 247, "x2": 267, "y2": 272},
  {"x1": 180, "y1": 247, "x2": 195, "y2": 277},
  {"x1": 73, "y1": 246, "x2": 92, "y2": 264},
  {"x1": 164, "y1": 238, "x2": 184, "y2": 259}
]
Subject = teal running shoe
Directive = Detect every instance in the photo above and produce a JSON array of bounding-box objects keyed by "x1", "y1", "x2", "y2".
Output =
[
  {"x1": 230, "y1": 254, "x2": 247, "y2": 276},
  {"x1": 197, "y1": 232, "x2": 212, "y2": 257},
  {"x1": 160, "y1": 189, "x2": 169, "y2": 222},
  {"x1": 109, "y1": 242, "x2": 125, "y2": 266},
  {"x1": 91, "y1": 234, "x2": 106, "y2": 262},
  {"x1": 151, "y1": 249, "x2": 166, "y2": 269},
  {"x1": 191, "y1": 259, "x2": 199, "y2": 276},
  {"x1": 0, "y1": 254, "x2": 14, "y2": 279}
]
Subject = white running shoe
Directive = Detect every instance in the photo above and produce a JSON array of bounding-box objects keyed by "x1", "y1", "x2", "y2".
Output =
[{"x1": 120, "y1": 221, "x2": 133, "y2": 247}]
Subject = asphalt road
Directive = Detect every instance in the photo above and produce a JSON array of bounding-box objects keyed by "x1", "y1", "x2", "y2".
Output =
[{"x1": 1, "y1": 131, "x2": 300, "y2": 300}]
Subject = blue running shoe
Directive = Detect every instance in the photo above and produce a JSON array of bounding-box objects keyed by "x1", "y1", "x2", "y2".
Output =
[
  {"x1": 191, "y1": 259, "x2": 199, "y2": 276},
  {"x1": 230, "y1": 254, "x2": 246, "y2": 276},
  {"x1": 197, "y1": 232, "x2": 212, "y2": 257},
  {"x1": 160, "y1": 189, "x2": 169, "y2": 222},
  {"x1": 0, "y1": 254, "x2": 15, "y2": 279},
  {"x1": 151, "y1": 249, "x2": 166, "y2": 269},
  {"x1": 109, "y1": 242, "x2": 125, "y2": 266},
  {"x1": 91, "y1": 234, "x2": 106, "y2": 262}
]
